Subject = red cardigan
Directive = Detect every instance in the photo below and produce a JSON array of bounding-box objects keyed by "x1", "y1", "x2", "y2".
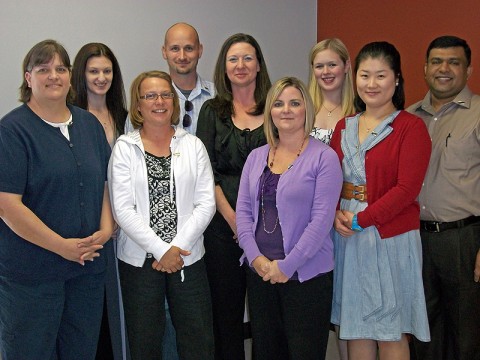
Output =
[{"x1": 330, "y1": 110, "x2": 431, "y2": 239}]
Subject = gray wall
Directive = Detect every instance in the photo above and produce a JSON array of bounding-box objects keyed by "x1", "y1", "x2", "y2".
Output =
[{"x1": 0, "y1": 0, "x2": 317, "y2": 116}]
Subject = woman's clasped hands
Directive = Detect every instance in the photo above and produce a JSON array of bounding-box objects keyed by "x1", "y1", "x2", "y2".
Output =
[
  {"x1": 252, "y1": 255, "x2": 288, "y2": 284},
  {"x1": 334, "y1": 209, "x2": 356, "y2": 237},
  {"x1": 152, "y1": 246, "x2": 191, "y2": 273}
]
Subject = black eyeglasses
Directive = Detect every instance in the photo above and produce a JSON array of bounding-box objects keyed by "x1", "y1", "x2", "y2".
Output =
[
  {"x1": 139, "y1": 92, "x2": 175, "y2": 101},
  {"x1": 183, "y1": 100, "x2": 193, "y2": 127}
]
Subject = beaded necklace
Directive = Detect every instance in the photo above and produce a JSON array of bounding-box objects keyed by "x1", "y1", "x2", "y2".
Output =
[{"x1": 268, "y1": 137, "x2": 306, "y2": 169}]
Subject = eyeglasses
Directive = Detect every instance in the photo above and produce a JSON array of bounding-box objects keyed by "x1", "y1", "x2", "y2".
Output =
[
  {"x1": 139, "y1": 92, "x2": 175, "y2": 101},
  {"x1": 183, "y1": 100, "x2": 193, "y2": 127}
]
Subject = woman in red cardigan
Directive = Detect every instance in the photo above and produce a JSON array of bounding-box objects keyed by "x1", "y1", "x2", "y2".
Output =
[{"x1": 330, "y1": 41, "x2": 431, "y2": 360}]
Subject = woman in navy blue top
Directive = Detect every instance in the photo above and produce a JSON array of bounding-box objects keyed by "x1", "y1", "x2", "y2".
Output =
[{"x1": 0, "y1": 39, "x2": 114, "y2": 360}]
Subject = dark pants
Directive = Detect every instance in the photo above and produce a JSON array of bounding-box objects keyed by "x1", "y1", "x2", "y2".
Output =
[
  {"x1": 163, "y1": 299, "x2": 179, "y2": 360},
  {"x1": 414, "y1": 222, "x2": 480, "y2": 360},
  {"x1": 0, "y1": 271, "x2": 105, "y2": 360},
  {"x1": 119, "y1": 257, "x2": 214, "y2": 360},
  {"x1": 204, "y1": 228, "x2": 246, "y2": 360},
  {"x1": 96, "y1": 292, "x2": 114, "y2": 359},
  {"x1": 246, "y1": 267, "x2": 333, "y2": 360},
  {"x1": 96, "y1": 238, "x2": 129, "y2": 360}
]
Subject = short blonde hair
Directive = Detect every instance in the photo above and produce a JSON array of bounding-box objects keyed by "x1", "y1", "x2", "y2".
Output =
[
  {"x1": 307, "y1": 38, "x2": 355, "y2": 117},
  {"x1": 129, "y1": 70, "x2": 180, "y2": 129},
  {"x1": 264, "y1": 77, "x2": 315, "y2": 147}
]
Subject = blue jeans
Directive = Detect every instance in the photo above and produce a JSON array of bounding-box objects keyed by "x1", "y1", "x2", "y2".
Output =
[
  {"x1": 0, "y1": 271, "x2": 105, "y2": 360},
  {"x1": 119, "y1": 257, "x2": 214, "y2": 360}
]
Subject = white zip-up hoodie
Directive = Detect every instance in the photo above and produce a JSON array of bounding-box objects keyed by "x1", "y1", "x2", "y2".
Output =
[{"x1": 108, "y1": 127, "x2": 215, "y2": 267}]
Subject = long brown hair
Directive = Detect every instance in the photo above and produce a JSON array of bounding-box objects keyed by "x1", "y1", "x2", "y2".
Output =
[
  {"x1": 72, "y1": 42, "x2": 127, "y2": 135},
  {"x1": 210, "y1": 33, "x2": 271, "y2": 118}
]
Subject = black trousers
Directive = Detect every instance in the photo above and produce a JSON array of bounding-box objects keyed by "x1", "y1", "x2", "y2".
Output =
[
  {"x1": 119, "y1": 257, "x2": 214, "y2": 360},
  {"x1": 414, "y1": 222, "x2": 480, "y2": 360},
  {"x1": 204, "y1": 228, "x2": 246, "y2": 360},
  {"x1": 246, "y1": 267, "x2": 333, "y2": 360}
]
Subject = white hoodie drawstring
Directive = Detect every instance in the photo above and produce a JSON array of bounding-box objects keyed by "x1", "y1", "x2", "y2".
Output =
[{"x1": 169, "y1": 136, "x2": 176, "y2": 203}]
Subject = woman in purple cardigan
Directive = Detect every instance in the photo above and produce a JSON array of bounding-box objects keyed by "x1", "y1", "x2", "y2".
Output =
[{"x1": 236, "y1": 76, "x2": 342, "y2": 360}]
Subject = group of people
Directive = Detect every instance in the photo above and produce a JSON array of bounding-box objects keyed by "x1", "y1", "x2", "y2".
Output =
[{"x1": 0, "y1": 20, "x2": 478, "y2": 360}]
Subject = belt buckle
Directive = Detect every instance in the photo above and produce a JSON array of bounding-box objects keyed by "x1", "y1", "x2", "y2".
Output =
[
  {"x1": 424, "y1": 221, "x2": 441, "y2": 233},
  {"x1": 355, "y1": 193, "x2": 365, "y2": 201},
  {"x1": 353, "y1": 187, "x2": 365, "y2": 201},
  {"x1": 355, "y1": 185, "x2": 366, "y2": 193}
]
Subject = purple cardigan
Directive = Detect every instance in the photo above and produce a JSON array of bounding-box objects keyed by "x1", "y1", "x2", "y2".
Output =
[{"x1": 236, "y1": 137, "x2": 343, "y2": 282}]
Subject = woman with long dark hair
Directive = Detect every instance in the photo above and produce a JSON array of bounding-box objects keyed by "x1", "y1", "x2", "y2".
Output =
[
  {"x1": 72, "y1": 42, "x2": 129, "y2": 359},
  {"x1": 72, "y1": 42, "x2": 127, "y2": 146},
  {"x1": 196, "y1": 33, "x2": 271, "y2": 360}
]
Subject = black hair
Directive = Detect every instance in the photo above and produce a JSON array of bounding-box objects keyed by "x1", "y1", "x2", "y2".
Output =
[
  {"x1": 426, "y1": 35, "x2": 471, "y2": 66},
  {"x1": 354, "y1": 41, "x2": 405, "y2": 111}
]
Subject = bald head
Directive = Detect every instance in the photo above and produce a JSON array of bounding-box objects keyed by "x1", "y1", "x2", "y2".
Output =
[
  {"x1": 164, "y1": 23, "x2": 200, "y2": 47},
  {"x1": 162, "y1": 22, "x2": 203, "y2": 77}
]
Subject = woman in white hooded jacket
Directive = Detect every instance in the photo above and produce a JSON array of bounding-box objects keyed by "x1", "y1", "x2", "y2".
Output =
[{"x1": 108, "y1": 70, "x2": 215, "y2": 360}]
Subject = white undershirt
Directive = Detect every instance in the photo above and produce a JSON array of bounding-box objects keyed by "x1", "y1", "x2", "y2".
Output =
[{"x1": 42, "y1": 114, "x2": 73, "y2": 140}]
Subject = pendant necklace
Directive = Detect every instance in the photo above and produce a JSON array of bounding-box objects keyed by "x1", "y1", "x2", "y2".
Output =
[
  {"x1": 102, "y1": 113, "x2": 112, "y2": 130},
  {"x1": 322, "y1": 103, "x2": 340, "y2": 117},
  {"x1": 362, "y1": 113, "x2": 374, "y2": 133}
]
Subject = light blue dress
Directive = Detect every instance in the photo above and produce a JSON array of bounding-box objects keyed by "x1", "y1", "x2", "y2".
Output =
[{"x1": 331, "y1": 111, "x2": 430, "y2": 342}]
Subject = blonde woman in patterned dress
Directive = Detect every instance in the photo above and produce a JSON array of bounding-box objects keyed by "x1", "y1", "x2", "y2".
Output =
[
  {"x1": 308, "y1": 38, "x2": 355, "y2": 145},
  {"x1": 308, "y1": 38, "x2": 355, "y2": 360}
]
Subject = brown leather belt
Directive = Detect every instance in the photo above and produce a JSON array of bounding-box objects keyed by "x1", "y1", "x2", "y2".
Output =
[{"x1": 341, "y1": 182, "x2": 368, "y2": 202}]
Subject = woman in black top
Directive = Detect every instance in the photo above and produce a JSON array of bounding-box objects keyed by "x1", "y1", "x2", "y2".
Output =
[
  {"x1": 72, "y1": 42, "x2": 129, "y2": 360},
  {"x1": 196, "y1": 33, "x2": 271, "y2": 360}
]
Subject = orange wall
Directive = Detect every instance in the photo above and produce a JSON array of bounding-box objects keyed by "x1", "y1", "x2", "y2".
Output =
[{"x1": 317, "y1": 0, "x2": 480, "y2": 106}]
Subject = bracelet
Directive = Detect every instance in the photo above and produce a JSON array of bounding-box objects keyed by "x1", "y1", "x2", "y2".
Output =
[{"x1": 351, "y1": 214, "x2": 364, "y2": 232}]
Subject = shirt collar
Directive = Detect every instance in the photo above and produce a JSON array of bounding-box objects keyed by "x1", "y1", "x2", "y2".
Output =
[
  {"x1": 418, "y1": 86, "x2": 473, "y2": 114},
  {"x1": 172, "y1": 74, "x2": 213, "y2": 100}
]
